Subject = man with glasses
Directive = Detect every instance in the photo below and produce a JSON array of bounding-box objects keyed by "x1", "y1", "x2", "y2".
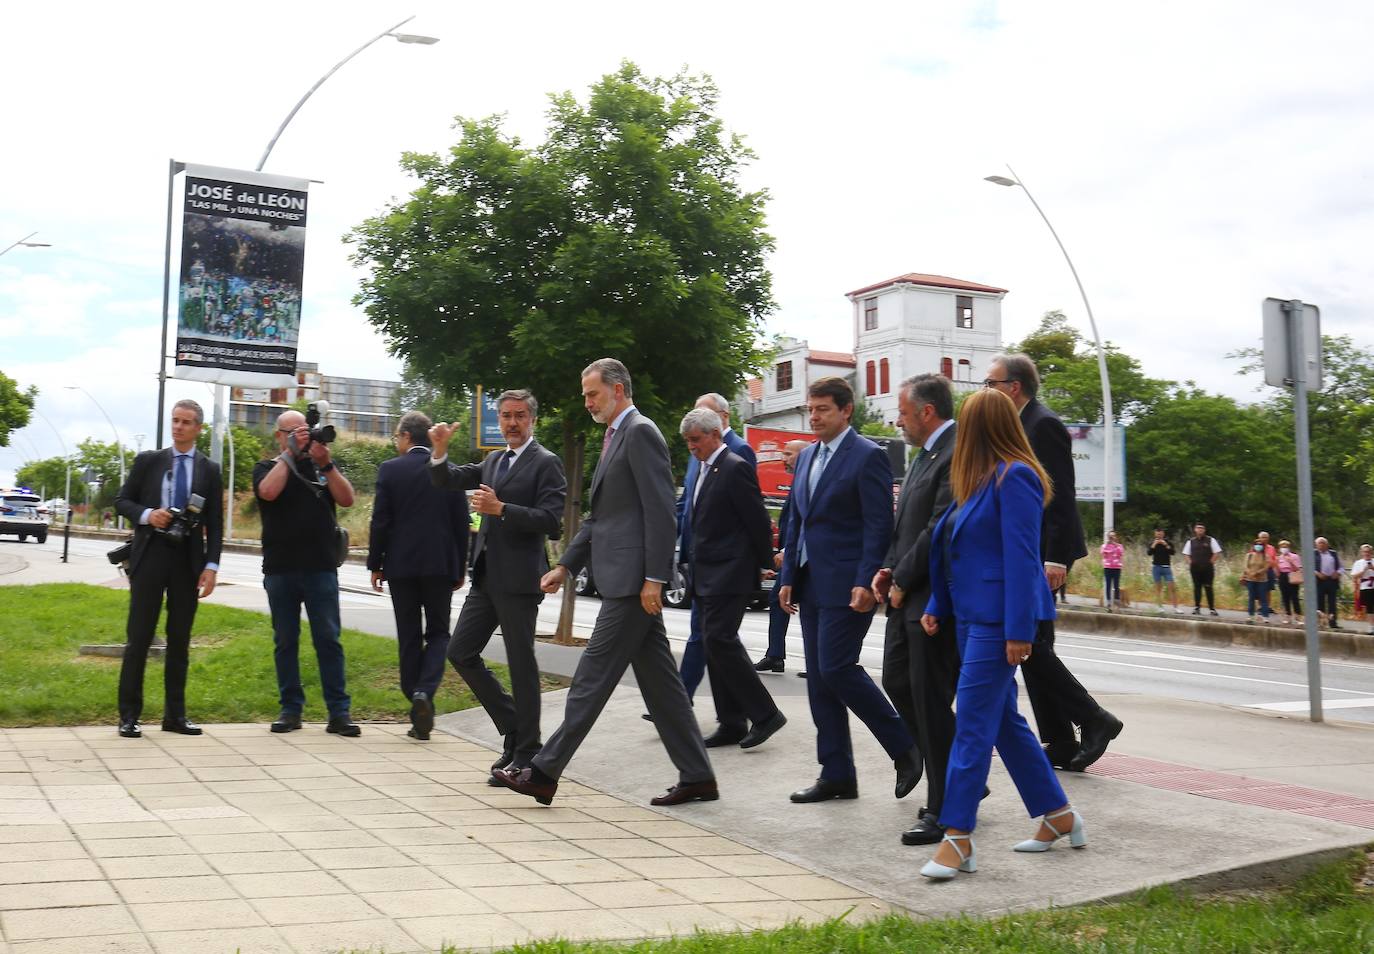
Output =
[
  {"x1": 368, "y1": 411, "x2": 470, "y2": 740},
  {"x1": 982, "y1": 355, "x2": 1123, "y2": 773}
]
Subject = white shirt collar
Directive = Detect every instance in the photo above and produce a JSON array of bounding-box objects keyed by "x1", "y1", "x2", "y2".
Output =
[
  {"x1": 504, "y1": 439, "x2": 532, "y2": 460},
  {"x1": 819, "y1": 426, "x2": 851, "y2": 454},
  {"x1": 923, "y1": 419, "x2": 954, "y2": 452},
  {"x1": 609, "y1": 404, "x2": 636, "y2": 432},
  {"x1": 703, "y1": 443, "x2": 728, "y2": 468}
]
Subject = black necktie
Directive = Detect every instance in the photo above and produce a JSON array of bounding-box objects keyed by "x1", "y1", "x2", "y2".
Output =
[{"x1": 495, "y1": 449, "x2": 514, "y2": 483}]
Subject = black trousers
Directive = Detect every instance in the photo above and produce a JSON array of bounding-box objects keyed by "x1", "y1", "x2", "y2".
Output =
[
  {"x1": 882, "y1": 607, "x2": 959, "y2": 815},
  {"x1": 386, "y1": 575, "x2": 453, "y2": 700},
  {"x1": 1021, "y1": 564, "x2": 1103, "y2": 747},
  {"x1": 1316, "y1": 578, "x2": 1340, "y2": 624},
  {"x1": 700, "y1": 591, "x2": 779, "y2": 731},
  {"x1": 1190, "y1": 564, "x2": 1216, "y2": 610},
  {"x1": 1278, "y1": 573, "x2": 1302, "y2": 616},
  {"x1": 449, "y1": 579, "x2": 544, "y2": 763},
  {"x1": 119, "y1": 541, "x2": 199, "y2": 724}
]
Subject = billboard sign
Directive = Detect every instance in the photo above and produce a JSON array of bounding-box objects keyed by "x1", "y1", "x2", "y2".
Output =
[
  {"x1": 473, "y1": 387, "x2": 504, "y2": 451},
  {"x1": 1065, "y1": 423, "x2": 1126, "y2": 502}
]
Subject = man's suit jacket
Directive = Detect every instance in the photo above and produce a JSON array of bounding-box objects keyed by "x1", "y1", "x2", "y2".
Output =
[
  {"x1": 368, "y1": 446, "x2": 470, "y2": 585},
  {"x1": 883, "y1": 422, "x2": 956, "y2": 619},
  {"x1": 428, "y1": 441, "x2": 566, "y2": 595},
  {"x1": 114, "y1": 448, "x2": 223, "y2": 577},
  {"x1": 561, "y1": 409, "x2": 676, "y2": 599},
  {"x1": 687, "y1": 449, "x2": 773, "y2": 597},
  {"x1": 780, "y1": 428, "x2": 894, "y2": 608},
  {"x1": 678, "y1": 428, "x2": 755, "y2": 557},
  {"x1": 925, "y1": 461, "x2": 1056, "y2": 641},
  {"x1": 1020, "y1": 399, "x2": 1088, "y2": 567}
]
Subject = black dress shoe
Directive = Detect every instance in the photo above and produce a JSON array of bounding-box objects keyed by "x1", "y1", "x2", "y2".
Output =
[
  {"x1": 118, "y1": 721, "x2": 142, "y2": 739},
  {"x1": 790, "y1": 778, "x2": 858, "y2": 803},
  {"x1": 703, "y1": 725, "x2": 747, "y2": 748},
  {"x1": 1069, "y1": 710, "x2": 1123, "y2": 772},
  {"x1": 1043, "y1": 740, "x2": 1080, "y2": 770},
  {"x1": 739, "y1": 711, "x2": 787, "y2": 749},
  {"x1": 491, "y1": 733, "x2": 517, "y2": 773},
  {"x1": 493, "y1": 765, "x2": 557, "y2": 805},
  {"x1": 900, "y1": 810, "x2": 945, "y2": 846},
  {"x1": 894, "y1": 745, "x2": 923, "y2": 799},
  {"x1": 270, "y1": 712, "x2": 302, "y2": 733},
  {"x1": 650, "y1": 779, "x2": 719, "y2": 806},
  {"x1": 753, "y1": 655, "x2": 785, "y2": 673},
  {"x1": 796, "y1": 671, "x2": 808, "y2": 679},
  {"x1": 411, "y1": 691, "x2": 434, "y2": 739},
  {"x1": 161, "y1": 718, "x2": 203, "y2": 736},
  {"x1": 326, "y1": 714, "x2": 361, "y2": 738}
]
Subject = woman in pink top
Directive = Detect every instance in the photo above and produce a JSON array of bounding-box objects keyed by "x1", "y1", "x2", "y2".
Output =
[
  {"x1": 1101, "y1": 530, "x2": 1124, "y2": 610},
  {"x1": 1275, "y1": 540, "x2": 1303, "y2": 625}
]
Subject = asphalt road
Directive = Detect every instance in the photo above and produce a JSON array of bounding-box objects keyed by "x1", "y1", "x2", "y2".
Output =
[{"x1": 25, "y1": 535, "x2": 1374, "y2": 725}]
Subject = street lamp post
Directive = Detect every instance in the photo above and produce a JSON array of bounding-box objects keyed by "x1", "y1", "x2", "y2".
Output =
[
  {"x1": 65, "y1": 386, "x2": 126, "y2": 531},
  {"x1": 985, "y1": 165, "x2": 1115, "y2": 539},
  {"x1": 0, "y1": 232, "x2": 51, "y2": 257}
]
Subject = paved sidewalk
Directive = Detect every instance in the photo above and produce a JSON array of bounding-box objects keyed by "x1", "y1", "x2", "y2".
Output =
[{"x1": 0, "y1": 723, "x2": 887, "y2": 954}]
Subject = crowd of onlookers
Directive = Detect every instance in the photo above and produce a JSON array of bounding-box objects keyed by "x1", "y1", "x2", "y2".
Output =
[{"x1": 1095, "y1": 524, "x2": 1374, "y2": 631}]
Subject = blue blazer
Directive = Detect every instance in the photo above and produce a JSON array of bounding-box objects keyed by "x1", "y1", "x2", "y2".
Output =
[
  {"x1": 367, "y1": 446, "x2": 469, "y2": 584},
  {"x1": 779, "y1": 428, "x2": 893, "y2": 608},
  {"x1": 678, "y1": 428, "x2": 755, "y2": 556},
  {"x1": 925, "y1": 461, "x2": 1055, "y2": 642}
]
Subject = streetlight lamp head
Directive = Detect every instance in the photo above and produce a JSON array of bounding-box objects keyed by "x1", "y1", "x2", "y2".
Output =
[
  {"x1": 390, "y1": 32, "x2": 439, "y2": 44},
  {"x1": 19, "y1": 241, "x2": 52, "y2": 248},
  {"x1": 984, "y1": 175, "x2": 1019, "y2": 187}
]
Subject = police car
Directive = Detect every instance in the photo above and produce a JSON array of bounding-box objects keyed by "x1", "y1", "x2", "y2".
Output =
[{"x1": 0, "y1": 488, "x2": 48, "y2": 543}]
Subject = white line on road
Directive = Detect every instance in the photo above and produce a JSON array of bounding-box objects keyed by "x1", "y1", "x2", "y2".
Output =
[
  {"x1": 1088, "y1": 649, "x2": 1268, "y2": 669},
  {"x1": 1056, "y1": 654, "x2": 1370, "y2": 694},
  {"x1": 1248, "y1": 697, "x2": 1374, "y2": 712}
]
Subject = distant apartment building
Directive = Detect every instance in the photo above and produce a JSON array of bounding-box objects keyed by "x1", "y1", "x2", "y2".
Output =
[
  {"x1": 229, "y1": 361, "x2": 400, "y2": 439},
  {"x1": 739, "y1": 273, "x2": 1007, "y2": 429}
]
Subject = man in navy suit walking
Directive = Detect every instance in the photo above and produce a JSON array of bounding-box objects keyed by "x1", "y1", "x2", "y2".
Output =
[
  {"x1": 778, "y1": 376, "x2": 920, "y2": 803},
  {"x1": 368, "y1": 411, "x2": 470, "y2": 740}
]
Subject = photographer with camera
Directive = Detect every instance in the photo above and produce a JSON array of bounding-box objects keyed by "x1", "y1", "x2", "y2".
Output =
[
  {"x1": 253, "y1": 405, "x2": 360, "y2": 737},
  {"x1": 113, "y1": 399, "x2": 222, "y2": 739}
]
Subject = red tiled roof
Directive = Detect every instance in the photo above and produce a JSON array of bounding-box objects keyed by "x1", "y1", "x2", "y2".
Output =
[
  {"x1": 846, "y1": 273, "x2": 1008, "y2": 297},
  {"x1": 746, "y1": 378, "x2": 763, "y2": 400},
  {"x1": 806, "y1": 350, "x2": 856, "y2": 367}
]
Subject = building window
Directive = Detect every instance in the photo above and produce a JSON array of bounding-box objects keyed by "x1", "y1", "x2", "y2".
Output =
[
  {"x1": 865, "y1": 361, "x2": 876, "y2": 396},
  {"x1": 940, "y1": 356, "x2": 953, "y2": 379},
  {"x1": 956, "y1": 295, "x2": 974, "y2": 329},
  {"x1": 957, "y1": 358, "x2": 971, "y2": 382},
  {"x1": 879, "y1": 358, "x2": 890, "y2": 394},
  {"x1": 776, "y1": 360, "x2": 793, "y2": 392},
  {"x1": 864, "y1": 297, "x2": 878, "y2": 331}
]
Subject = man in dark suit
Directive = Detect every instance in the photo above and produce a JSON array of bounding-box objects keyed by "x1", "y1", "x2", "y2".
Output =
[
  {"x1": 675, "y1": 392, "x2": 757, "y2": 702},
  {"x1": 679, "y1": 407, "x2": 786, "y2": 749},
  {"x1": 778, "y1": 376, "x2": 920, "y2": 803},
  {"x1": 872, "y1": 373, "x2": 958, "y2": 844},
  {"x1": 756, "y1": 440, "x2": 809, "y2": 672},
  {"x1": 986, "y1": 354, "x2": 1123, "y2": 772},
  {"x1": 495, "y1": 359, "x2": 715, "y2": 806},
  {"x1": 113, "y1": 399, "x2": 222, "y2": 738},
  {"x1": 367, "y1": 410, "x2": 469, "y2": 741},
  {"x1": 427, "y1": 390, "x2": 566, "y2": 770}
]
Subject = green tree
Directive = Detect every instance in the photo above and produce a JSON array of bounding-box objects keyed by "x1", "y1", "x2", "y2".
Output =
[
  {"x1": 0, "y1": 372, "x2": 36, "y2": 447},
  {"x1": 348, "y1": 62, "x2": 775, "y2": 639},
  {"x1": 15, "y1": 456, "x2": 71, "y2": 499},
  {"x1": 390, "y1": 364, "x2": 481, "y2": 464},
  {"x1": 196, "y1": 425, "x2": 272, "y2": 494}
]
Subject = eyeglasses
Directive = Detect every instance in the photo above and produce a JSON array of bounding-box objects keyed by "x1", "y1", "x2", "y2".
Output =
[{"x1": 982, "y1": 378, "x2": 1013, "y2": 389}]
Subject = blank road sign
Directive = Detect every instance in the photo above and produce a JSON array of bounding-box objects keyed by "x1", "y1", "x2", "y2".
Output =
[{"x1": 1262, "y1": 298, "x2": 1321, "y2": 390}]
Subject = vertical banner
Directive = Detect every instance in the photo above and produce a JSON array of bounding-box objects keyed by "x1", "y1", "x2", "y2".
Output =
[
  {"x1": 174, "y1": 164, "x2": 308, "y2": 386},
  {"x1": 1065, "y1": 423, "x2": 1127, "y2": 502},
  {"x1": 474, "y1": 387, "x2": 504, "y2": 451}
]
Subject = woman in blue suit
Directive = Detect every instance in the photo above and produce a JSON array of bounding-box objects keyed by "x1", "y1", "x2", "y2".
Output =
[{"x1": 919, "y1": 388, "x2": 1086, "y2": 880}]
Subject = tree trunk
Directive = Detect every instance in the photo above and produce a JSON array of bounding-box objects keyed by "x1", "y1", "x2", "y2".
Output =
[{"x1": 554, "y1": 416, "x2": 586, "y2": 644}]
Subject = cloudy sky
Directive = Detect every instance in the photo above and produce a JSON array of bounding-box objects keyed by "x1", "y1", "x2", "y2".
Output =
[{"x1": 2, "y1": 1, "x2": 1370, "y2": 486}]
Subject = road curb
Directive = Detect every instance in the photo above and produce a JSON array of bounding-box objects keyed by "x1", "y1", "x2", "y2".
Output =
[{"x1": 1060, "y1": 608, "x2": 1374, "y2": 660}]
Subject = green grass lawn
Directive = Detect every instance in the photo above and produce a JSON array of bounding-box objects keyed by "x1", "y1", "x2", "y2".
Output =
[
  {"x1": 435, "y1": 854, "x2": 1374, "y2": 953},
  {"x1": 0, "y1": 583, "x2": 550, "y2": 726}
]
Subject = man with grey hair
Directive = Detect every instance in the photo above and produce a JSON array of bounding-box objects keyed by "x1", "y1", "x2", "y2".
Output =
[
  {"x1": 113, "y1": 398, "x2": 222, "y2": 738},
  {"x1": 673, "y1": 392, "x2": 757, "y2": 704},
  {"x1": 678, "y1": 407, "x2": 786, "y2": 749},
  {"x1": 428, "y1": 389, "x2": 566, "y2": 769},
  {"x1": 984, "y1": 353, "x2": 1122, "y2": 773},
  {"x1": 367, "y1": 410, "x2": 470, "y2": 740},
  {"x1": 495, "y1": 359, "x2": 716, "y2": 806},
  {"x1": 871, "y1": 373, "x2": 958, "y2": 844}
]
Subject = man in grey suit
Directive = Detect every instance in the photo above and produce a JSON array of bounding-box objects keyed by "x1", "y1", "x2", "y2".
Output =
[
  {"x1": 428, "y1": 390, "x2": 566, "y2": 773},
  {"x1": 872, "y1": 374, "x2": 959, "y2": 846},
  {"x1": 494, "y1": 358, "x2": 716, "y2": 807}
]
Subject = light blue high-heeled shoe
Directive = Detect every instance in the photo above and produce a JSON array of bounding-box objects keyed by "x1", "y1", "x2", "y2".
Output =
[
  {"x1": 920, "y1": 833, "x2": 976, "y2": 880},
  {"x1": 1013, "y1": 807, "x2": 1086, "y2": 852}
]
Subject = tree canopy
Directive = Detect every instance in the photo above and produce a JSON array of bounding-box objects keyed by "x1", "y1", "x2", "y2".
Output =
[{"x1": 0, "y1": 372, "x2": 35, "y2": 448}]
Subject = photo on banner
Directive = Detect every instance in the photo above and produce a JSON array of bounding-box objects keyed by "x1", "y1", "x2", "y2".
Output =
[{"x1": 174, "y1": 163, "x2": 309, "y2": 387}]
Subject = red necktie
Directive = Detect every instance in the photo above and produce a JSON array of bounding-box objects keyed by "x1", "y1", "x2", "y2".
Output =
[{"x1": 602, "y1": 426, "x2": 616, "y2": 455}]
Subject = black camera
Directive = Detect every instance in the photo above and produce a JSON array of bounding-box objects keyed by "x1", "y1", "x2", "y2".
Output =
[
  {"x1": 155, "y1": 493, "x2": 205, "y2": 545},
  {"x1": 306, "y1": 400, "x2": 336, "y2": 445}
]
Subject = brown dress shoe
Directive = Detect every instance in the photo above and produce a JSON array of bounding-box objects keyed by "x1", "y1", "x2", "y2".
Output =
[
  {"x1": 493, "y1": 766, "x2": 557, "y2": 805},
  {"x1": 649, "y1": 779, "x2": 719, "y2": 806}
]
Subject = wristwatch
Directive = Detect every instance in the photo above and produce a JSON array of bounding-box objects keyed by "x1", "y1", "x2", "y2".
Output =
[{"x1": 318, "y1": 462, "x2": 335, "y2": 473}]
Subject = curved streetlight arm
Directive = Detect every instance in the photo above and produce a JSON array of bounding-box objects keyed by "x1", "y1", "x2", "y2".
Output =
[
  {"x1": 33, "y1": 409, "x2": 73, "y2": 525},
  {"x1": 66, "y1": 386, "x2": 127, "y2": 529},
  {"x1": 0, "y1": 231, "x2": 51, "y2": 257},
  {"x1": 255, "y1": 15, "x2": 417, "y2": 171}
]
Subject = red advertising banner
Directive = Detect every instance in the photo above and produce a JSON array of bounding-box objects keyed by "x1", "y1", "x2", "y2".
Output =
[{"x1": 745, "y1": 425, "x2": 813, "y2": 498}]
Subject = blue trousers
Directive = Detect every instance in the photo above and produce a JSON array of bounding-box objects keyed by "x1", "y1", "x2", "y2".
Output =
[
  {"x1": 264, "y1": 570, "x2": 351, "y2": 719},
  {"x1": 680, "y1": 602, "x2": 706, "y2": 698},
  {"x1": 940, "y1": 623, "x2": 1067, "y2": 832},
  {"x1": 1245, "y1": 580, "x2": 1272, "y2": 618},
  {"x1": 797, "y1": 576, "x2": 914, "y2": 782},
  {"x1": 766, "y1": 583, "x2": 790, "y2": 658}
]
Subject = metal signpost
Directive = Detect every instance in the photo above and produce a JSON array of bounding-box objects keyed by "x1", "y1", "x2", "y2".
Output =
[{"x1": 1263, "y1": 297, "x2": 1322, "y2": 722}]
